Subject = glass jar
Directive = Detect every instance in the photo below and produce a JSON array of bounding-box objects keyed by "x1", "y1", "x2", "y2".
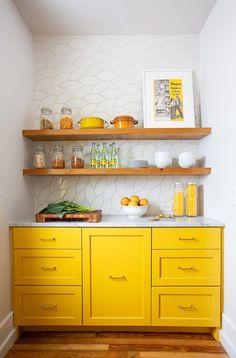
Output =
[
  {"x1": 71, "y1": 146, "x2": 84, "y2": 168},
  {"x1": 52, "y1": 145, "x2": 65, "y2": 168},
  {"x1": 60, "y1": 106, "x2": 73, "y2": 129},
  {"x1": 40, "y1": 107, "x2": 53, "y2": 129},
  {"x1": 186, "y1": 182, "x2": 197, "y2": 217},
  {"x1": 34, "y1": 145, "x2": 46, "y2": 168},
  {"x1": 173, "y1": 182, "x2": 184, "y2": 217}
]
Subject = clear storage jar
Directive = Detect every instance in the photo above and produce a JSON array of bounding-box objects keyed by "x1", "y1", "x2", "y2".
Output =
[
  {"x1": 40, "y1": 107, "x2": 53, "y2": 129},
  {"x1": 186, "y1": 182, "x2": 197, "y2": 217},
  {"x1": 71, "y1": 146, "x2": 84, "y2": 168},
  {"x1": 34, "y1": 145, "x2": 46, "y2": 168},
  {"x1": 60, "y1": 106, "x2": 73, "y2": 129},
  {"x1": 52, "y1": 145, "x2": 65, "y2": 168},
  {"x1": 173, "y1": 182, "x2": 184, "y2": 217}
]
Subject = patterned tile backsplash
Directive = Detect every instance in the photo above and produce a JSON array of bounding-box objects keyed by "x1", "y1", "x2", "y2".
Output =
[{"x1": 33, "y1": 35, "x2": 203, "y2": 215}]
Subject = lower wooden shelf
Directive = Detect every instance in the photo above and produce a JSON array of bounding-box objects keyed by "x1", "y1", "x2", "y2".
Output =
[{"x1": 23, "y1": 167, "x2": 211, "y2": 176}]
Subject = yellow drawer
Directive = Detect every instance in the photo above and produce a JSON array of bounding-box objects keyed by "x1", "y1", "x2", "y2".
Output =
[
  {"x1": 13, "y1": 286, "x2": 82, "y2": 326},
  {"x1": 152, "y1": 250, "x2": 220, "y2": 286},
  {"x1": 152, "y1": 228, "x2": 221, "y2": 249},
  {"x1": 152, "y1": 287, "x2": 220, "y2": 327},
  {"x1": 12, "y1": 228, "x2": 81, "y2": 249},
  {"x1": 13, "y1": 249, "x2": 82, "y2": 285}
]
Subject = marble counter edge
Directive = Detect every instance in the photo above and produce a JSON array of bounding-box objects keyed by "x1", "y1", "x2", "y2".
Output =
[{"x1": 9, "y1": 216, "x2": 225, "y2": 227}]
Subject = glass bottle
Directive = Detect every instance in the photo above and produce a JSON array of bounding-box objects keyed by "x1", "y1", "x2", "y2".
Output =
[
  {"x1": 111, "y1": 142, "x2": 119, "y2": 168},
  {"x1": 186, "y1": 182, "x2": 197, "y2": 217},
  {"x1": 96, "y1": 144, "x2": 101, "y2": 168},
  {"x1": 71, "y1": 146, "x2": 84, "y2": 168},
  {"x1": 60, "y1": 106, "x2": 73, "y2": 129},
  {"x1": 173, "y1": 182, "x2": 184, "y2": 217},
  {"x1": 108, "y1": 143, "x2": 113, "y2": 168},
  {"x1": 100, "y1": 142, "x2": 108, "y2": 168},
  {"x1": 40, "y1": 107, "x2": 53, "y2": 129},
  {"x1": 34, "y1": 145, "x2": 46, "y2": 168},
  {"x1": 90, "y1": 143, "x2": 97, "y2": 168},
  {"x1": 52, "y1": 145, "x2": 65, "y2": 169}
]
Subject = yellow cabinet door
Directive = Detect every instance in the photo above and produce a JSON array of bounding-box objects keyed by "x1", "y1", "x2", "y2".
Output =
[
  {"x1": 12, "y1": 228, "x2": 81, "y2": 249},
  {"x1": 152, "y1": 250, "x2": 220, "y2": 286},
  {"x1": 13, "y1": 249, "x2": 82, "y2": 285},
  {"x1": 152, "y1": 287, "x2": 220, "y2": 327},
  {"x1": 83, "y1": 228, "x2": 151, "y2": 326},
  {"x1": 152, "y1": 228, "x2": 221, "y2": 249},
  {"x1": 14, "y1": 286, "x2": 82, "y2": 326}
]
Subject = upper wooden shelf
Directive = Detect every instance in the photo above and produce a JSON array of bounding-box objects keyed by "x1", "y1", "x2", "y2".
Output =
[
  {"x1": 23, "y1": 167, "x2": 211, "y2": 176},
  {"x1": 22, "y1": 128, "x2": 211, "y2": 141}
]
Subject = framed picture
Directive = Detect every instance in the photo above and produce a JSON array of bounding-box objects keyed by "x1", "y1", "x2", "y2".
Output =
[{"x1": 143, "y1": 69, "x2": 195, "y2": 128}]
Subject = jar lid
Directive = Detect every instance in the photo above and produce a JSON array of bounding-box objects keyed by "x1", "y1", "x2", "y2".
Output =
[
  {"x1": 53, "y1": 145, "x2": 64, "y2": 151},
  {"x1": 35, "y1": 145, "x2": 45, "y2": 152},
  {"x1": 41, "y1": 107, "x2": 52, "y2": 114},
  {"x1": 72, "y1": 145, "x2": 83, "y2": 151},
  {"x1": 61, "y1": 106, "x2": 72, "y2": 114}
]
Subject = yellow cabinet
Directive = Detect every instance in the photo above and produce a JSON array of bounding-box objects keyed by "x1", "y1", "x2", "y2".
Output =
[
  {"x1": 152, "y1": 287, "x2": 220, "y2": 327},
  {"x1": 14, "y1": 286, "x2": 82, "y2": 326},
  {"x1": 152, "y1": 249, "x2": 220, "y2": 286},
  {"x1": 83, "y1": 228, "x2": 151, "y2": 326}
]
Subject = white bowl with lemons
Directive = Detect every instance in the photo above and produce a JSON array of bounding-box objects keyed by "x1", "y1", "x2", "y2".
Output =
[{"x1": 120, "y1": 195, "x2": 149, "y2": 220}]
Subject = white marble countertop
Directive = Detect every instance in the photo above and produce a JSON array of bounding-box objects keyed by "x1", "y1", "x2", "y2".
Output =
[{"x1": 9, "y1": 216, "x2": 225, "y2": 227}]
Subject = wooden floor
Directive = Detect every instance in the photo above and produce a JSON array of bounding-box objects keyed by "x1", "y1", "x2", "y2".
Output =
[{"x1": 6, "y1": 331, "x2": 228, "y2": 358}]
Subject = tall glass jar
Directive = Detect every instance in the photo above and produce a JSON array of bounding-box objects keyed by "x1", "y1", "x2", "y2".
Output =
[
  {"x1": 52, "y1": 145, "x2": 65, "y2": 168},
  {"x1": 34, "y1": 145, "x2": 46, "y2": 168},
  {"x1": 186, "y1": 182, "x2": 197, "y2": 217},
  {"x1": 40, "y1": 107, "x2": 53, "y2": 129},
  {"x1": 60, "y1": 106, "x2": 73, "y2": 129},
  {"x1": 173, "y1": 182, "x2": 184, "y2": 217},
  {"x1": 71, "y1": 146, "x2": 84, "y2": 168}
]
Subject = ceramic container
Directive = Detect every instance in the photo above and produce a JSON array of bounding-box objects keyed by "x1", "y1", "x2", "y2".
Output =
[
  {"x1": 155, "y1": 152, "x2": 172, "y2": 168},
  {"x1": 77, "y1": 117, "x2": 108, "y2": 128},
  {"x1": 178, "y1": 152, "x2": 196, "y2": 168},
  {"x1": 121, "y1": 205, "x2": 148, "y2": 220},
  {"x1": 110, "y1": 115, "x2": 138, "y2": 128}
]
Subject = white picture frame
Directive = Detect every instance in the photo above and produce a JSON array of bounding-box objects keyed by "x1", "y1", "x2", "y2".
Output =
[{"x1": 143, "y1": 69, "x2": 195, "y2": 128}]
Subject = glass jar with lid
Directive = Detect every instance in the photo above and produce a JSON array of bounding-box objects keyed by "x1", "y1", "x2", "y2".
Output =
[
  {"x1": 34, "y1": 145, "x2": 46, "y2": 168},
  {"x1": 60, "y1": 106, "x2": 73, "y2": 129},
  {"x1": 52, "y1": 145, "x2": 65, "y2": 169},
  {"x1": 186, "y1": 182, "x2": 197, "y2": 217},
  {"x1": 71, "y1": 146, "x2": 84, "y2": 168},
  {"x1": 173, "y1": 182, "x2": 184, "y2": 217},
  {"x1": 40, "y1": 107, "x2": 53, "y2": 129}
]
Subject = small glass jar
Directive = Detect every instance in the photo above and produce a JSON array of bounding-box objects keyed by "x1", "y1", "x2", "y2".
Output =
[
  {"x1": 173, "y1": 182, "x2": 184, "y2": 217},
  {"x1": 60, "y1": 106, "x2": 73, "y2": 129},
  {"x1": 52, "y1": 145, "x2": 65, "y2": 169},
  {"x1": 40, "y1": 107, "x2": 53, "y2": 129},
  {"x1": 71, "y1": 146, "x2": 84, "y2": 168},
  {"x1": 186, "y1": 182, "x2": 197, "y2": 217},
  {"x1": 34, "y1": 145, "x2": 46, "y2": 168}
]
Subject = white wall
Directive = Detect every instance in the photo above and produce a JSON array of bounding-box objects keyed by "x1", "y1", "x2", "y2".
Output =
[
  {"x1": 0, "y1": 0, "x2": 33, "y2": 356},
  {"x1": 200, "y1": 0, "x2": 236, "y2": 356}
]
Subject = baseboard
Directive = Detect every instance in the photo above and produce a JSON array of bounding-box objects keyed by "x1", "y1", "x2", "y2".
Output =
[
  {"x1": 221, "y1": 314, "x2": 236, "y2": 358},
  {"x1": 0, "y1": 312, "x2": 18, "y2": 358}
]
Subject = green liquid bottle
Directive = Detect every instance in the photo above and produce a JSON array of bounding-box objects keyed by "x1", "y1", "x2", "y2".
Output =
[{"x1": 90, "y1": 142, "x2": 97, "y2": 168}]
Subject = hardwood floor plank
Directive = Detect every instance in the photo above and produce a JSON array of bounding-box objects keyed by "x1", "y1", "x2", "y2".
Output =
[
  {"x1": 12, "y1": 344, "x2": 109, "y2": 351},
  {"x1": 6, "y1": 351, "x2": 133, "y2": 358},
  {"x1": 138, "y1": 353, "x2": 228, "y2": 358},
  {"x1": 109, "y1": 344, "x2": 226, "y2": 353}
]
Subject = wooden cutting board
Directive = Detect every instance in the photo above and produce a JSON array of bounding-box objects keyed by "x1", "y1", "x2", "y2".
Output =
[{"x1": 36, "y1": 210, "x2": 102, "y2": 223}]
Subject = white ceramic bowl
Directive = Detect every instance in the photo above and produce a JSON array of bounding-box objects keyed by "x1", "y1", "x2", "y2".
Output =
[
  {"x1": 121, "y1": 205, "x2": 148, "y2": 220},
  {"x1": 155, "y1": 152, "x2": 172, "y2": 168},
  {"x1": 178, "y1": 152, "x2": 196, "y2": 168}
]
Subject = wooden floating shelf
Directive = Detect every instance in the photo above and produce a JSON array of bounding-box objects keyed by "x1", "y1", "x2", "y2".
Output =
[
  {"x1": 23, "y1": 168, "x2": 211, "y2": 176},
  {"x1": 22, "y1": 128, "x2": 211, "y2": 141}
]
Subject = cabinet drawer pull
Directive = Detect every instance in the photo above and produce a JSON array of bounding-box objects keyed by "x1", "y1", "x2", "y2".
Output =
[
  {"x1": 178, "y1": 237, "x2": 197, "y2": 241},
  {"x1": 178, "y1": 266, "x2": 197, "y2": 271},
  {"x1": 41, "y1": 304, "x2": 57, "y2": 310},
  {"x1": 109, "y1": 275, "x2": 127, "y2": 280},
  {"x1": 39, "y1": 237, "x2": 56, "y2": 241},
  {"x1": 178, "y1": 304, "x2": 197, "y2": 311},
  {"x1": 40, "y1": 265, "x2": 57, "y2": 271}
]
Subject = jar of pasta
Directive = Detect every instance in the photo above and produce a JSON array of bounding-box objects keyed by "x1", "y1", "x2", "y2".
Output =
[
  {"x1": 40, "y1": 107, "x2": 53, "y2": 129},
  {"x1": 173, "y1": 182, "x2": 184, "y2": 217},
  {"x1": 60, "y1": 106, "x2": 73, "y2": 129},
  {"x1": 34, "y1": 145, "x2": 46, "y2": 168},
  {"x1": 52, "y1": 145, "x2": 65, "y2": 169},
  {"x1": 71, "y1": 146, "x2": 84, "y2": 168},
  {"x1": 186, "y1": 182, "x2": 197, "y2": 217}
]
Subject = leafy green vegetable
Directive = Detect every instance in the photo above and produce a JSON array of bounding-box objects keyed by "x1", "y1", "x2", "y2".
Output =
[{"x1": 43, "y1": 201, "x2": 96, "y2": 218}]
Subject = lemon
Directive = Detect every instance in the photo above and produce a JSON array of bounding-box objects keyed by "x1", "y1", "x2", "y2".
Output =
[
  {"x1": 120, "y1": 197, "x2": 130, "y2": 206},
  {"x1": 130, "y1": 195, "x2": 140, "y2": 203}
]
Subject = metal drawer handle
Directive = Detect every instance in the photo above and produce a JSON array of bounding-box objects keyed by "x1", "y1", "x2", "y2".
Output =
[
  {"x1": 109, "y1": 275, "x2": 127, "y2": 280},
  {"x1": 178, "y1": 266, "x2": 197, "y2": 271},
  {"x1": 41, "y1": 304, "x2": 57, "y2": 310},
  {"x1": 39, "y1": 237, "x2": 56, "y2": 241},
  {"x1": 178, "y1": 304, "x2": 197, "y2": 311},
  {"x1": 40, "y1": 265, "x2": 57, "y2": 271},
  {"x1": 179, "y1": 237, "x2": 197, "y2": 241}
]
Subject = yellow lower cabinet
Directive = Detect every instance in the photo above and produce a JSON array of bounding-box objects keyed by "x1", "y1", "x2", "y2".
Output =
[
  {"x1": 152, "y1": 287, "x2": 220, "y2": 327},
  {"x1": 13, "y1": 249, "x2": 82, "y2": 285},
  {"x1": 152, "y1": 250, "x2": 220, "y2": 286},
  {"x1": 83, "y1": 228, "x2": 151, "y2": 326},
  {"x1": 14, "y1": 286, "x2": 82, "y2": 326}
]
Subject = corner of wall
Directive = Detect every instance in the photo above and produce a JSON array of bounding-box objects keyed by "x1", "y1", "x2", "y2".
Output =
[
  {"x1": 0, "y1": 312, "x2": 18, "y2": 358},
  {"x1": 221, "y1": 314, "x2": 236, "y2": 358}
]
